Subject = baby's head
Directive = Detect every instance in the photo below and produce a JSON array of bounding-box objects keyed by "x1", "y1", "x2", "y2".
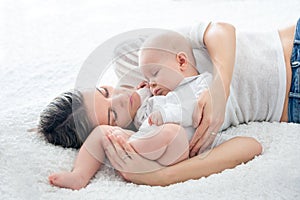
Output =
[{"x1": 139, "y1": 31, "x2": 198, "y2": 96}]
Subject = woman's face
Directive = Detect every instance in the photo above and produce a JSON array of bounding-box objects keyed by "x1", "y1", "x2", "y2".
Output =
[{"x1": 84, "y1": 85, "x2": 141, "y2": 128}]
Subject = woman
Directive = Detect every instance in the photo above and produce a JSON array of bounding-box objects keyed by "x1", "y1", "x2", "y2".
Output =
[
  {"x1": 39, "y1": 21, "x2": 235, "y2": 152},
  {"x1": 39, "y1": 18, "x2": 299, "y2": 186}
]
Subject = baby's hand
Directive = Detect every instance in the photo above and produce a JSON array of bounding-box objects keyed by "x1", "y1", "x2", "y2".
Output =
[
  {"x1": 148, "y1": 111, "x2": 163, "y2": 126},
  {"x1": 137, "y1": 80, "x2": 150, "y2": 89}
]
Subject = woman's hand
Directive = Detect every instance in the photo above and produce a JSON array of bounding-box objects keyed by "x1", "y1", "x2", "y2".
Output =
[
  {"x1": 189, "y1": 22, "x2": 236, "y2": 157},
  {"x1": 190, "y1": 79, "x2": 227, "y2": 156},
  {"x1": 103, "y1": 132, "x2": 164, "y2": 182}
]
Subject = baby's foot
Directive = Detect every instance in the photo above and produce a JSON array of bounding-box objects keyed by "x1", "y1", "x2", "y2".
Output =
[{"x1": 49, "y1": 172, "x2": 86, "y2": 190}]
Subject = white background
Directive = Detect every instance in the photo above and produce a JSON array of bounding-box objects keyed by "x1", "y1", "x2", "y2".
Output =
[{"x1": 1, "y1": 0, "x2": 300, "y2": 199}]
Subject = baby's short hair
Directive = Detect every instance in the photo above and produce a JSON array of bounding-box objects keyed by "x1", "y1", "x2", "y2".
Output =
[{"x1": 141, "y1": 30, "x2": 196, "y2": 66}]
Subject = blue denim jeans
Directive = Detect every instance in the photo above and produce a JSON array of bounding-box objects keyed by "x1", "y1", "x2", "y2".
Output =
[{"x1": 288, "y1": 18, "x2": 300, "y2": 123}]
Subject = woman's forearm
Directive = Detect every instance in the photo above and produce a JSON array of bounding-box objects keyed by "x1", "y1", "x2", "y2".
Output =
[
  {"x1": 105, "y1": 125, "x2": 262, "y2": 186},
  {"x1": 134, "y1": 137, "x2": 262, "y2": 186}
]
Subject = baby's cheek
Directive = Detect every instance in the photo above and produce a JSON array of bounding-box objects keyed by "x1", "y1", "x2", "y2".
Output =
[
  {"x1": 160, "y1": 79, "x2": 173, "y2": 90},
  {"x1": 162, "y1": 89, "x2": 170, "y2": 96},
  {"x1": 167, "y1": 81, "x2": 178, "y2": 90}
]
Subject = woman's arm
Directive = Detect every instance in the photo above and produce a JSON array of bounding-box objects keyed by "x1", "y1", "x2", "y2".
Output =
[
  {"x1": 204, "y1": 22, "x2": 236, "y2": 96},
  {"x1": 105, "y1": 135, "x2": 262, "y2": 186},
  {"x1": 190, "y1": 22, "x2": 236, "y2": 156}
]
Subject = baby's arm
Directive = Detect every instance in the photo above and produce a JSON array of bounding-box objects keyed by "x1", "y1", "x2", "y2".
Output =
[
  {"x1": 148, "y1": 110, "x2": 164, "y2": 126},
  {"x1": 149, "y1": 104, "x2": 194, "y2": 126},
  {"x1": 149, "y1": 88, "x2": 196, "y2": 126},
  {"x1": 150, "y1": 103, "x2": 190, "y2": 126}
]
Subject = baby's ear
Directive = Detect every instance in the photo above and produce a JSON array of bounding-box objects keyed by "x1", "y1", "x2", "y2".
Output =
[{"x1": 176, "y1": 52, "x2": 188, "y2": 70}]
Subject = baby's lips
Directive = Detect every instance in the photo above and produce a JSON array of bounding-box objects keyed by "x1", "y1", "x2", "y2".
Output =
[{"x1": 153, "y1": 88, "x2": 161, "y2": 96}]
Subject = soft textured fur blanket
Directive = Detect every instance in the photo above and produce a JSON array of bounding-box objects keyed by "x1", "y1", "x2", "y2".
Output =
[{"x1": 1, "y1": 0, "x2": 299, "y2": 199}]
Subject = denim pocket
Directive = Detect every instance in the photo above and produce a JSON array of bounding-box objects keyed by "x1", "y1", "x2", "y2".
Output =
[
  {"x1": 288, "y1": 20, "x2": 300, "y2": 123},
  {"x1": 290, "y1": 61, "x2": 300, "y2": 93},
  {"x1": 288, "y1": 94, "x2": 300, "y2": 123},
  {"x1": 288, "y1": 60, "x2": 300, "y2": 123}
]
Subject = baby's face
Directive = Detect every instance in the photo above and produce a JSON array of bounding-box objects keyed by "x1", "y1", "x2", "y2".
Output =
[
  {"x1": 140, "y1": 50, "x2": 184, "y2": 96},
  {"x1": 84, "y1": 86, "x2": 141, "y2": 128}
]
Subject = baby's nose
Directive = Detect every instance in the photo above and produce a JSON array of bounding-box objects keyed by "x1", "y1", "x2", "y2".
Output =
[{"x1": 149, "y1": 81, "x2": 157, "y2": 88}]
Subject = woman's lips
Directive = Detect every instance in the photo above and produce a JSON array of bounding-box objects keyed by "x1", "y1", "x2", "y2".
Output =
[{"x1": 129, "y1": 94, "x2": 133, "y2": 108}]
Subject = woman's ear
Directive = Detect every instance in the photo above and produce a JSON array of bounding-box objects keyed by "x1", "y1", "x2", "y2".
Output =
[{"x1": 176, "y1": 52, "x2": 188, "y2": 71}]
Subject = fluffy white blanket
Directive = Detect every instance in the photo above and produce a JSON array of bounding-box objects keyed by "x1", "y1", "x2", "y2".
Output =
[{"x1": 1, "y1": 0, "x2": 299, "y2": 199}]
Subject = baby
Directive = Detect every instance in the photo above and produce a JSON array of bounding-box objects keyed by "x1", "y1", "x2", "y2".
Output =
[{"x1": 128, "y1": 30, "x2": 217, "y2": 162}]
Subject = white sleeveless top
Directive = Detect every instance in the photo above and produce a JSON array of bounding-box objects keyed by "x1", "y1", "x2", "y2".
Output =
[
  {"x1": 179, "y1": 22, "x2": 286, "y2": 131},
  {"x1": 115, "y1": 22, "x2": 286, "y2": 131}
]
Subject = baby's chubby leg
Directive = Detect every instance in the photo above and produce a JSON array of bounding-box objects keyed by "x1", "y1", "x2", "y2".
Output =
[
  {"x1": 49, "y1": 125, "x2": 115, "y2": 190},
  {"x1": 129, "y1": 124, "x2": 189, "y2": 166}
]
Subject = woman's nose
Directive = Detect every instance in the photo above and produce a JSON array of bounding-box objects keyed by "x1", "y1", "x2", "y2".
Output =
[
  {"x1": 112, "y1": 87, "x2": 134, "y2": 97},
  {"x1": 111, "y1": 94, "x2": 125, "y2": 107}
]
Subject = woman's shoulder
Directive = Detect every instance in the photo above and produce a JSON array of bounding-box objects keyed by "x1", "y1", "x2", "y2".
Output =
[{"x1": 175, "y1": 21, "x2": 212, "y2": 48}]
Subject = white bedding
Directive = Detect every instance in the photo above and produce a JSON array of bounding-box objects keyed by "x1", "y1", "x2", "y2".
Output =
[{"x1": 1, "y1": 0, "x2": 300, "y2": 199}]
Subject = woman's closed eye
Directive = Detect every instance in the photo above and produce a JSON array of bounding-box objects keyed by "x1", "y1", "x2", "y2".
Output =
[
  {"x1": 108, "y1": 107, "x2": 118, "y2": 126},
  {"x1": 96, "y1": 87, "x2": 109, "y2": 98}
]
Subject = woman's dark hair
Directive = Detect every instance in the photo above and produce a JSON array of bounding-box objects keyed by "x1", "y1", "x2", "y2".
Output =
[{"x1": 38, "y1": 90, "x2": 94, "y2": 149}]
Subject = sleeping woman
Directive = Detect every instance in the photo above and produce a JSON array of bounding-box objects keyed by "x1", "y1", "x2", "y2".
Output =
[{"x1": 39, "y1": 18, "x2": 300, "y2": 187}]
